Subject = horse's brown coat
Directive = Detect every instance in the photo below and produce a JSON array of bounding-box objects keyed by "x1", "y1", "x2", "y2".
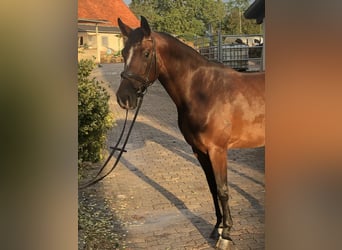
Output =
[{"x1": 116, "y1": 17, "x2": 265, "y2": 241}]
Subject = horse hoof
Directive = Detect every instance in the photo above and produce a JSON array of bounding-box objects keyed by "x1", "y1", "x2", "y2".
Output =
[
  {"x1": 221, "y1": 228, "x2": 233, "y2": 241},
  {"x1": 216, "y1": 237, "x2": 233, "y2": 250}
]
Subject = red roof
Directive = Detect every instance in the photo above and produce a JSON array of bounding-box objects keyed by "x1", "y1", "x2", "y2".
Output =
[{"x1": 78, "y1": 0, "x2": 140, "y2": 28}]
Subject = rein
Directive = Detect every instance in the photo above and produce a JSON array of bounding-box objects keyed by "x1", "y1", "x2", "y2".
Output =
[
  {"x1": 79, "y1": 37, "x2": 157, "y2": 190},
  {"x1": 78, "y1": 92, "x2": 145, "y2": 190}
]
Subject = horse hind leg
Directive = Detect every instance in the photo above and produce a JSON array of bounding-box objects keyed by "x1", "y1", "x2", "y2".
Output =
[
  {"x1": 208, "y1": 147, "x2": 233, "y2": 241},
  {"x1": 192, "y1": 147, "x2": 222, "y2": 240}
]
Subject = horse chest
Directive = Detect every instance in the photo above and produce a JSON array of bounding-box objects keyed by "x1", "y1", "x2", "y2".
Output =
[
  {"x1": 177, "y1": 111, "x2": 229, "y2": 152},
  {"x1": 177, "y1": 114, "x2": 206, "y2": 150}
]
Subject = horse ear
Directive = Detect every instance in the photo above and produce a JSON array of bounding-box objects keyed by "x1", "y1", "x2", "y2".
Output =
[
  {"x1": 140, "y1": 16, "x2": 151, "y2": 37},
  {"x1": 118, "y1": 18, "x2": 132, "y2": 37}
]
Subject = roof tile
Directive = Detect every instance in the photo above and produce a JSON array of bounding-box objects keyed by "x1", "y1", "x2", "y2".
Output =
[{"x1": 78, "y1": 0, "x2": 140, "y2": 28}]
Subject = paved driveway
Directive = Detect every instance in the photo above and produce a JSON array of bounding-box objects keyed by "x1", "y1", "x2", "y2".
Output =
[{"x1": 90, "y1": 63, "x2": 264, "y2": 249}]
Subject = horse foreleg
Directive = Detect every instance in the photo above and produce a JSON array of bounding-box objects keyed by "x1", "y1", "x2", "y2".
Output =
[
  {"x1": 192, "y1": 147, "x2": 222, "y2": 239},
  {"x1": 208, "y1": 147, "x2": 233, "y2": 241}
]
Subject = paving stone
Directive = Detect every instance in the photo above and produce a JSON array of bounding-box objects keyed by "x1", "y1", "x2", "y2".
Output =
[{"x1": 90, "y1": 64, "x2": 265, "y2": 250}]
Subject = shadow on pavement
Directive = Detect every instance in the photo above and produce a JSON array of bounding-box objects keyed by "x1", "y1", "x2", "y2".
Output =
[
  {"x1": 106, "y1": 119, "x2": 264, "y2": 246},
  {"x1": 118, "y1": 156, "x2": 217, "y2": 247}
]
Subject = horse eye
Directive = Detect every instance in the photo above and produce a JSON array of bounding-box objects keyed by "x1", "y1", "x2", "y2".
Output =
[{"x1": 144, "y1": 51, "x2": 150, "y2": 58}]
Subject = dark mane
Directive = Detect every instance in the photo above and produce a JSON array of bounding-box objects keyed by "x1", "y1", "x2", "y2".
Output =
[
  {"x1": 156, "y1": 32, "x2": 209, "y2": 65},
  {"x1": 156, "y1": 32, "x2": 235, "y2": 70}
]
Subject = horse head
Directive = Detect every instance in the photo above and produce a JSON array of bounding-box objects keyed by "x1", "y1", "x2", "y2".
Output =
[{"x1": 116, "y1": 16, "x2": 158, "y2": 110}]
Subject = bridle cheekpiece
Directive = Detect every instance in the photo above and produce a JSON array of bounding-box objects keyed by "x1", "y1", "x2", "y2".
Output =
[{"x1": 120, "y1": 38, "x2": 157, "y2": 96}]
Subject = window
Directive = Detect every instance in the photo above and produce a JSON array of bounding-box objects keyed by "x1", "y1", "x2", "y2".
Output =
[
  {"x1": 79, "y1": 36, "x2": 83, "y2": 46},
  {"x1": 87, "y1": 35, "x2": 95, "y2": 47}
]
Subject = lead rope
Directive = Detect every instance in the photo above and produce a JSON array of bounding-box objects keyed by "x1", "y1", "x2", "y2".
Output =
[{"x1": 78, "y1": 94, "x2": 145, "y2": 189}]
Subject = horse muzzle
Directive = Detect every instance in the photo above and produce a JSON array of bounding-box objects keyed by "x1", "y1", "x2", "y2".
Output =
[
  {"x1": 116, "y1": 82, "x2": 138, "y2": 110},
  {"x1": 116, "y1": 92, "x2": 138, "y2": 110}
]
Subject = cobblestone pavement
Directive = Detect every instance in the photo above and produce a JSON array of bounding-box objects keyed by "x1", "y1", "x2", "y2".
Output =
[{"x1": 91, "y1": 63, "x2": 264, "y2": 249}]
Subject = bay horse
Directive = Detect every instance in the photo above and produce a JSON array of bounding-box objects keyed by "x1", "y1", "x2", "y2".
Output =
[{"x1": 116, "y1": 16, "x2": 265, "y2": 241}]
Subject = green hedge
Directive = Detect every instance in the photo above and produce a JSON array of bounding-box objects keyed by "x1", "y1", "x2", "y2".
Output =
[{"x1": 78, "y1": 59, "x2": 114, "y2": 164}]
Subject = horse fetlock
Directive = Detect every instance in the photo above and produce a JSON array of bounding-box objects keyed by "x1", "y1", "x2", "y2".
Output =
[
  {"x1": 210, "y1": 227, "x2": 220, "y2": 240},
  {"x1": 216, "y1": 214, "x2": 223, "y2": 224}
]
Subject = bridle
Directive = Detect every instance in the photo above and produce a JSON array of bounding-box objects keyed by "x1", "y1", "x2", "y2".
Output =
[
  {"x1": 120, "y1": 37, "x2": 158, "y2": 96},
  {"x1": 79, "y1": 37, "x2": 158, "y2": 190}
]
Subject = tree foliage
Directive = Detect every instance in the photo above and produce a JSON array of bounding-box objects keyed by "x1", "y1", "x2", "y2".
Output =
[
  {"x1": 223, "y1": 0, "x2": 262, "y2": 35},
  {"x1": 130, "y1": 0, "x2": 226, "y2": 39},
  {"x1": 130, "y1": 0, "x2": 262, "y2": 40}
]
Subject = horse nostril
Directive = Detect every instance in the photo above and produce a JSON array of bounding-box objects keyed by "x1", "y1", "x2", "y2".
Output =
[
  {"x1": 117, "y1": 95, "x2": 125, "y2": 108},
  {"x1": 117, "y1": 94, "x2": 132, "y2": 109}
]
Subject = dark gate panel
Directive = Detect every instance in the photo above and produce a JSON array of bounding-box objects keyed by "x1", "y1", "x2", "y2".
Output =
[{"x1": 195, "y1": 34, "x2": 263, "y2": 72}]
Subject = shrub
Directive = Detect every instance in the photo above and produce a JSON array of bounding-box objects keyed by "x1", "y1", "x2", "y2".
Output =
[{"x1": 78, "y1": 59, "x2": 114, "y2": 164}]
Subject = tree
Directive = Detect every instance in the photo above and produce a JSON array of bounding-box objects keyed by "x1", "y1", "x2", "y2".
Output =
[
  {"x1": 222, "y1": 0, "x2": 262, "y2": 35},
  {"x1": 130, "y1": 0, "x2": 158, "y2": 27},
  {"x1": 129, "y1": 0, "x2": 262, "y2": 39},
  {"x1": 130, "y1": 0, "x2": 226, "y2": 39}
]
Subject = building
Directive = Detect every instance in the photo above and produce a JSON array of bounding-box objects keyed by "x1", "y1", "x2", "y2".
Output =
[{"x1": 78, "y1": 0, "x2": 139, "y2": 63}]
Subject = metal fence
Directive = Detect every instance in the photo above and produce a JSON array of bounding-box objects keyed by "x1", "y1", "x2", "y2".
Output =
[{"x1": 195, "y1": 34, "x2": 263, "y2": 72}]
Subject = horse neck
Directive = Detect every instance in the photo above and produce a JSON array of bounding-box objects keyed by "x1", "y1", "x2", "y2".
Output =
[{"x1": 154, "y1": 32, "x2": 206, "y2": 108}]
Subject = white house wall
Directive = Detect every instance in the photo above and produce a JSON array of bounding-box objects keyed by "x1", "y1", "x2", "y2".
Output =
[{"x1": 78, "y1": 31, "x2": 124, "y2": 63}]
